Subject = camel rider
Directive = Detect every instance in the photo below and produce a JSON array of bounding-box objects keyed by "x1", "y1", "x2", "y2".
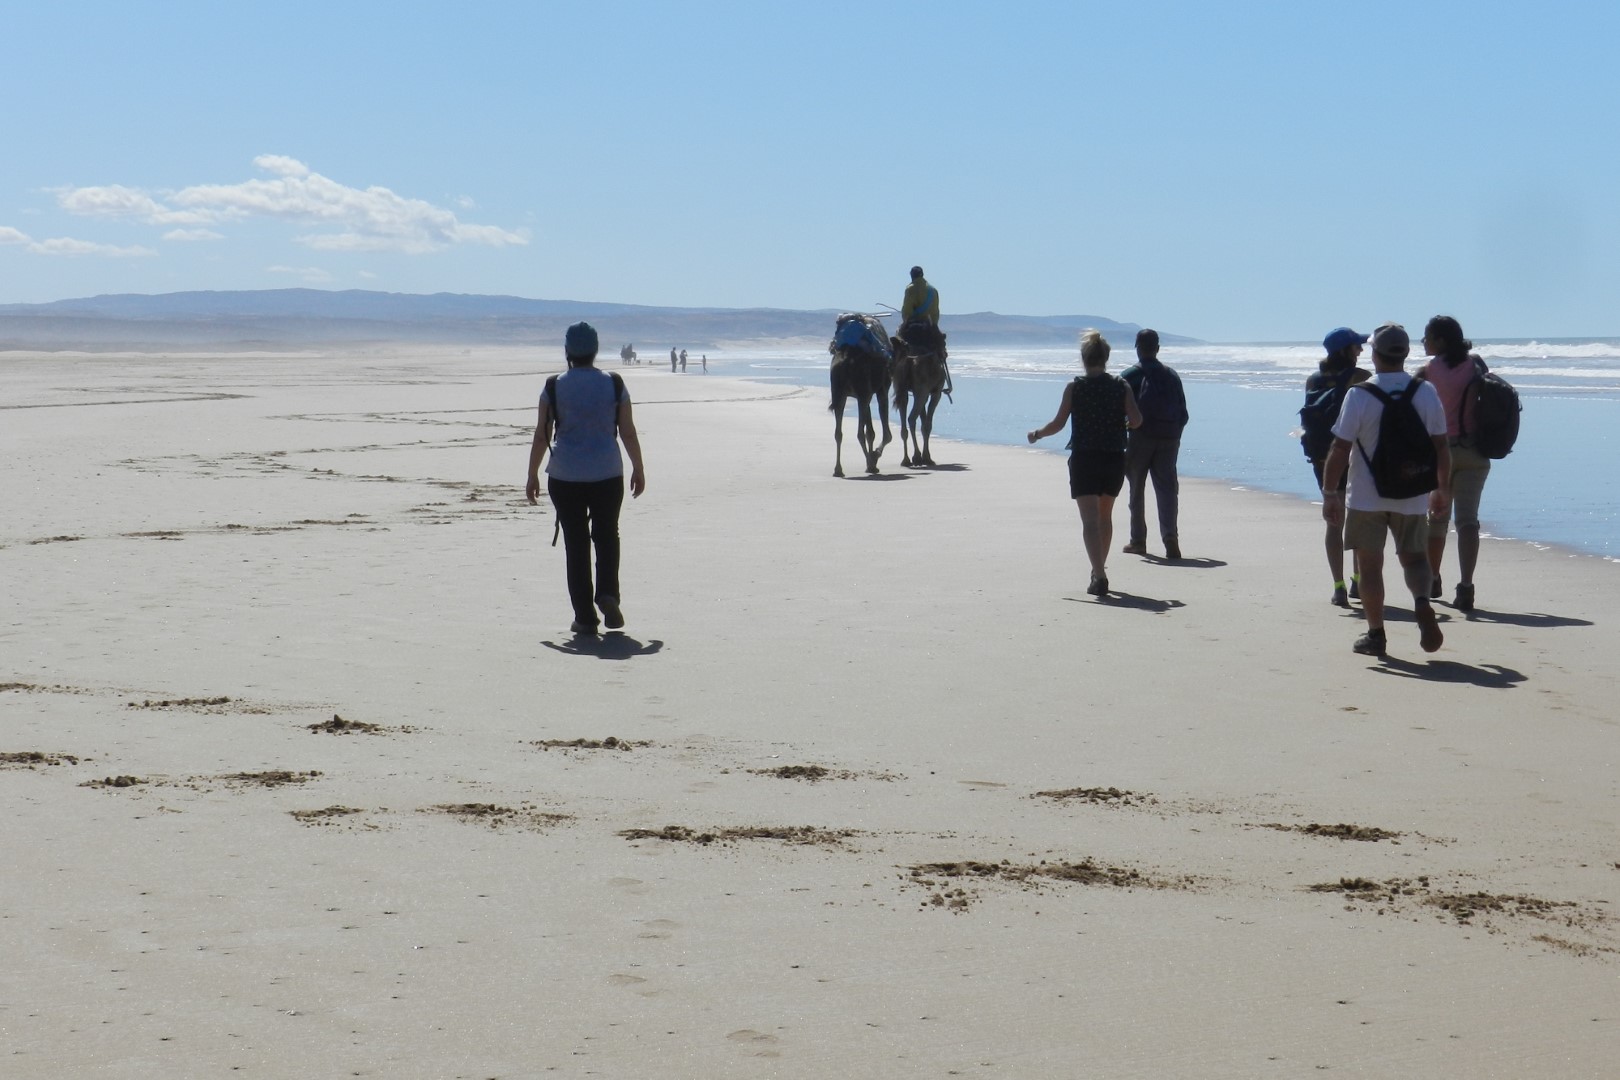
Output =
[{"x1": 900, "y1": 266, "x2": 945, "y2": 355}]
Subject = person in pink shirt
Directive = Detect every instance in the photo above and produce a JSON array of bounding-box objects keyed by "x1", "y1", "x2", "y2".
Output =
[{"x1": 1420, "y1": 315, "x2": 1489, "y2": 613}]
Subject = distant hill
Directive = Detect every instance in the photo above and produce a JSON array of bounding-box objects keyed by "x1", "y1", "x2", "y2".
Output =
[{"x1": 0, "y1": 289, "x2": 1196, "y2": 351}]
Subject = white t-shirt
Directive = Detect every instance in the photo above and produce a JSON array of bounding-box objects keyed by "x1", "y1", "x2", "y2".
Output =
[{"x1": 1331, "y1": 370, "x2": 1447, "y2": 514}]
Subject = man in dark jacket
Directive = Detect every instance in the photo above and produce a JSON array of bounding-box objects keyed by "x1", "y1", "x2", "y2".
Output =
[{"x1": 1119, "y1": 329, "x2": 1190, "y2": 559}]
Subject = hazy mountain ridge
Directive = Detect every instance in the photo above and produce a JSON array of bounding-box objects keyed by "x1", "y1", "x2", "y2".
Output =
[{"x1": 0, "y1": 289, "x2": 1193, "y2": 351}]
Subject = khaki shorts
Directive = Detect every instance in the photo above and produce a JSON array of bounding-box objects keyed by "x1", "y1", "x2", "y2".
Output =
[{"x1": 1344, "y1": 508, "x2": 1429, "y2": 555}]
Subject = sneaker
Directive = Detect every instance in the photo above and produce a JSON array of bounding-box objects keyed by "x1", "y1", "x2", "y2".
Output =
[
  {"x1": 1348, "y1": 577, "x2": 1360, "y2": 600},
  {"x1": 1352, "y1": 628, "x2": 1387, "y2": 656},
  {"x1": 1430, "y1": 574, "x2": 1442, "y2": 599},
  {"x1": 1164, "y1": 540, "x2": 1182, "y2": 560},
  {"x1": 599, "y1": 596, "x2": 625, "y2": 630},
  {"x1": 1415, "y1": 604, "x2": 1444, "y2": 653},
  {"x1": 570, "y1": 620, "x2": 600, "y2": 635},
  {"x1": 1331, "y1": 586, "x2": 1350, "y2": 608},
  {"x1": 1453, "y1": 583, "x2": 1475, "y2": 612},
  {"x1": 1121, "y1": 541, "x2": 1146, "y2": 555}
]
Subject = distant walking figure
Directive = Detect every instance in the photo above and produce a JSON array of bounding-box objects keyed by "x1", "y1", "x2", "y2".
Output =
[
  {"x1": 1027, "y1": 329, "x2": 1142, "y2": 598},
  {"x1": 669, "y1": 347, "x2": 678, "y2": 373},
  {"x1": 526, "y1": 322, "x2": 647, "y2": 635},
  {"x1": 679, "y1": 349, "x2": 687, "y2": 372},
  {"x1": 1119, "y1": 329, "x2": 1189, "y2": 559}
]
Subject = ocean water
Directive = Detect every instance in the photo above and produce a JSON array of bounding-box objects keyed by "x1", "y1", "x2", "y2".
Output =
[{"x1": 705, "y1": 339, "x2": 1618, "y2": 561}]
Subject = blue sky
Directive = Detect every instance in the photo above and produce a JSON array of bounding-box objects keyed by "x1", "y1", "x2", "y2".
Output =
[{"x1": 4, "y1": 1, "x2": 1616, "y2": 341}]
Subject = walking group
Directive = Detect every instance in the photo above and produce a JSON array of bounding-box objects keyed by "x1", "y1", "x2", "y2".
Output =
[{"x1": 524, "y1": 268, "x2": 1514, "y2": 659}]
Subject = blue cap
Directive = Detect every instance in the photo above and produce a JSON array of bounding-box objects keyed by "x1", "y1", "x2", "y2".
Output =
[
  {"x1": 1323, "y1": 327, "x2": 1368, "y2": 353},
  {"x1": 564, "y1": 321, "x2": 598, "y2": 358}
]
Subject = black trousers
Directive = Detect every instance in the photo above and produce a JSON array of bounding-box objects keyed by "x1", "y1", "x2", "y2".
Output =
[{"x1": 547, "y1": 476, "x2": 624, "y2": 625}]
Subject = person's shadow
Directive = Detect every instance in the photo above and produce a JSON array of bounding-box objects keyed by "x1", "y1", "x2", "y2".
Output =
[
  {"x1": 542, "y1": 631, "x2": 664, "y2": 659},
  {"x1": 1064, "y1": 592, "x2": 1186, "y2": 614},
  {"x1": 1145, "y1": 555, "x2": 1227, "y2": 569},
  {"x1": 1369, "y1": 656, "x2": 1527, "y2": 687},
  {"x1": 1452, "y1": 608, "x2": 1593, "y2": 629}
]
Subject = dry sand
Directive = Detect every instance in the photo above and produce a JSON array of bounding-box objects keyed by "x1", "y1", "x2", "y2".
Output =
[{"x1": 2, "y1": 347, "x2": 1616, "y2": 1078}]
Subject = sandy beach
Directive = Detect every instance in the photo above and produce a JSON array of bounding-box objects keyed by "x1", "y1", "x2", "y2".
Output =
[{"x1": 3, "y1": 347, "x2": 1616, "y2": 1079}]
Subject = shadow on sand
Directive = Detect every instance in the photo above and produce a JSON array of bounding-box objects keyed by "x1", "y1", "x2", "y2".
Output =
[
  {"x1": 1370, "y1": 657, "x2": 1527, "y2": 688},
  {"x1": 905, "y1": 462, "x2": 971, "y2": 473},
  {"x1": 542, "y1": 631, "x2": 664, "y2": 659},
  {"x1": 1454, "y1": 608, "x2": 1594, "y2": 629},
  {"x1": 1144, "y1": 555, "x2": 1227, "y2": 569},
  {"x1": 1064, "y1": 593, "x2": 1186, "y2": 614}
]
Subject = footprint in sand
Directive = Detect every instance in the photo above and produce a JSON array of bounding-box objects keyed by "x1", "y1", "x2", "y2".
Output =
[
  {"x1": 726, "y1": 1030, "x2": 782, "y2": 1058},
  {"x1": 636, "y1": 918, "x2": 679, "y2": 940},
  {"x1": 959, "y1": 780, "x2": 1007, "y2": 789},
  {"x1": 608, "y1": 876, "x2": 650, "y2": 895},
  {"x1": 607, "y1": 974, "x2": 647, "y2": 987}
]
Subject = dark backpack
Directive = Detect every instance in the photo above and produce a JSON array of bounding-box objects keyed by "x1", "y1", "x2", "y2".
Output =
[
  {"x1": 1133, "y1": 365, "x2": 1188, "y2": 438},
  {"x1": 1463, "y1": 359, "x2": 1521, "y2": 459},
  {"x1": 1354, "y1": 382, "x2": 1438, "y2": 499},
  {"x1": 1299, "y1": 371, "x2": 1354, "y2": 462}
]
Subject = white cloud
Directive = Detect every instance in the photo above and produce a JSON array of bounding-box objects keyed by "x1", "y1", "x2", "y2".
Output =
[
  {"x1": 55, "y1": 156, "x2": 528, "y2": 255},
  {"x1": 357, "y1": 270, "x2": 378, "y2": 279},
  {"x1": 163, "y1": 228, "x2": 225, "y2": 242},
  {"x1": 266, "y1": 264, "x2": 334, "y2": 283},
  {"x1": 0, "y1": 224, "x2": 155, "y2": 257}
]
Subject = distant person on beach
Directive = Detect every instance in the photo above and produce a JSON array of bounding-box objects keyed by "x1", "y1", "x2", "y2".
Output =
[
  {"x1": 701, "y1": 354, "x2": 707, "y2": 373},
  {"x1": 1027, "y1": 329, "x2": 1142, "y2": 598},
  {"x1": 1320, "y1": 323, "x2": 1449, "y2": 657},
  {"x1": 670, "y1": 347, "x2": 678, "y2": 372},
  {"x1": 1422, "y1": 315, "x2": 1491, "y2": 612},
  {"x1": 1119, "y1": 329, "x2": 1189, "y2": 560},
  {"x1": 1302, "y1": 327, "x2": 1372, "y2": 607},
  {"x1": 679, "y1": 349, "x2": 687, "y2": 372},
  {"x1": 526, "y1": 322, "x2": 647, "y2": 635}
]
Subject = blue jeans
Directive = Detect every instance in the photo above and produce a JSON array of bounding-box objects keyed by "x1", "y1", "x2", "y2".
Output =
[{"x1": 1125, "y1": 435, "x2": 1180, "y2": 545}]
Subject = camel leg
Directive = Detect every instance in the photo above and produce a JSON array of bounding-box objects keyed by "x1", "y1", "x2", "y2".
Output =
[
  {"x1": 857, "y1": 395, "x2": 881, "y2": 474},
  {"x1": 832, "y1": 394, "x2": 846, "y2": 478},
  {"x1": 920, "y1": 390, "x2": 940, "y2": 466},
  {"x1": 895, "y1": 389, "x2": 913, "y2": 466}
]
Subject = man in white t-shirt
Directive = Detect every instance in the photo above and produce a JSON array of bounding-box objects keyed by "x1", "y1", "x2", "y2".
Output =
[{"x1": 1321, "y1": 323, "x2": 1451, "y2": 657}]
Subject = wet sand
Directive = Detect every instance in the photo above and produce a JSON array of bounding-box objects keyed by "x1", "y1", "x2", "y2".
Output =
[{"x1": 2, "y1": 347, "x2": 1616, "y2": 1078}]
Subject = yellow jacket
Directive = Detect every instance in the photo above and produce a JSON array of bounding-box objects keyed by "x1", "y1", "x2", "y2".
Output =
[{"x1": 901, "y1": 278, "x2": 939, "y2": 325}]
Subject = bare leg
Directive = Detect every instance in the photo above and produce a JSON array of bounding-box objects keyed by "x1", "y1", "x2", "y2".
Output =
[
  {"x1": 1400, "y1": 549, "x2": 1434, "y2": 602},
  {"x1": 1427, "y1": 526, "x2": 1447, "y2": 581},
  {"x1": 1325, "y1": 519, "x2": 1346, "y2": 586},
  {"x1": 1076, "y1": 496, "x2": 1107, "y2": 579}
]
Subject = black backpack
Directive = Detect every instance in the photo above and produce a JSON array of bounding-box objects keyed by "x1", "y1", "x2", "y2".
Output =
[
  {"x1": 1354, "y1": 382, "x2": 1439, "y2": 499},
  {"x1": 1463, "y1": 359, "x2": 1521, "y2": 459},
  {"x1": 1299, "y1": 371, "x2": 1354, "y2": 462}
]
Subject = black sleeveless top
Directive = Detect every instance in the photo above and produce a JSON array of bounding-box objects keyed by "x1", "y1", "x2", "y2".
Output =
[{"x1": 1069, "y1": 374, "x2": 1128, "y2": 453}]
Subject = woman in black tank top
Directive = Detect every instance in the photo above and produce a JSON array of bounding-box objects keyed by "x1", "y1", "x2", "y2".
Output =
[{"x1": 1027, "y1": 330, "x2": 1142, "y2": 597}]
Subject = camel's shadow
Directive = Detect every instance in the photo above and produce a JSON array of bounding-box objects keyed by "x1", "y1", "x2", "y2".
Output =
[
  {"x1": 904, "y1": 462, "x2": 970, "y2": 473},
  {"x1": 841, "y1": 471, "x2": 912, "y2": 482},
  {"x1": 542, "y1": 632, "x2": 664, "y2": 659}
]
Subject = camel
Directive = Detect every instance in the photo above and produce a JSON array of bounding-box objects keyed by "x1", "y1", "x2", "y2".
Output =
[
  {"x1": 891, "y1": 327, "x2": 951, "y2": 467},
  {"x1": 828, "y1": 314, "x2": 893, "y2": 477}
]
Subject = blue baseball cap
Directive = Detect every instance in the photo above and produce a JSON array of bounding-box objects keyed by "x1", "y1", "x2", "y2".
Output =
[
  {"x1": 1323, "y1": 327, "x2": 1368, "y2": 353},
  {"x1": 564, "y1": 321, "x2": 599, "y2": 358}
]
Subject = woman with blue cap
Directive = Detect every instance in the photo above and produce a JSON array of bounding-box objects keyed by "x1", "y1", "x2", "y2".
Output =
[
  {"x1": 526, "y1": 321, "x2": 647, "y2": 634},
  {"x1": 1302, "y1": 328, "x2": 1371, "y2": 607}
]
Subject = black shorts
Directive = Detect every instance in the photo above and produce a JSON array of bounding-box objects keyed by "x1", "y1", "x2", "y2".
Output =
[{"x1": 1069, "y1": 450, "x2": 1126, "y2": 498}]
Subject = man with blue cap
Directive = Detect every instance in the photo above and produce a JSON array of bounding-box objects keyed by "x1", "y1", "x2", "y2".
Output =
[{"x1": 1301, "y1": 326, "x2": 1372, "y2": 606}]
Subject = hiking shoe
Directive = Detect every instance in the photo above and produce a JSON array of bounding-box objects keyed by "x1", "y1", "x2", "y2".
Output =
[
  {"x1": 1331, "y1": 586, "x2": 1350, "y2": 608},
  {"x1": 1348, "y1": 578, "x2": 1360, "y2": 600},
  {"x1": 569, "y1": 620, "x2": 600, "y2": 635},
  {"x1": 1352, "y1": 628, "x2": 1387, "y2": 656},
  {"x1": 1415, "y1": 604, "x2": 1444, "y2": 653},
  {"x1": 1164, "y1": 540, "x2": 1182, "y2": 560},
  {"x1": 599, "y1": 596, "x2": 625, "y2": 630},
  {"x1": 1121, "y1": 541, "x2": 1146, "y2": 555},
  {"x1": 1430, "y1": 574, "x2": 1442, "y2": 599},
  {"x1": 1454, "y1": 583, "x2": 1475, "y2": 612}
]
